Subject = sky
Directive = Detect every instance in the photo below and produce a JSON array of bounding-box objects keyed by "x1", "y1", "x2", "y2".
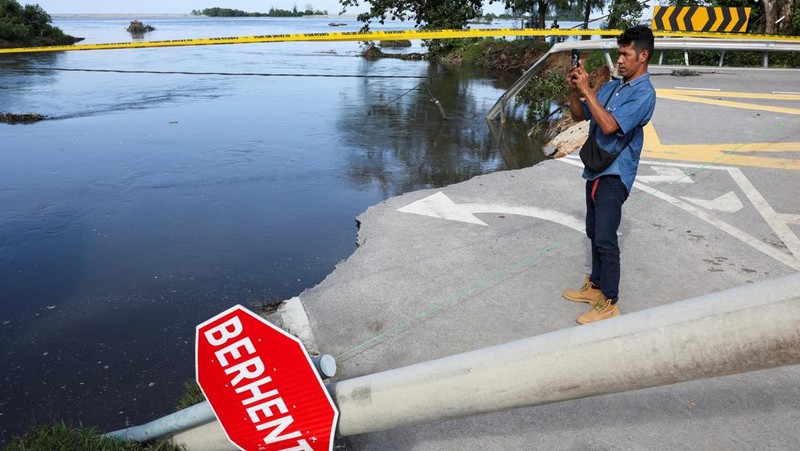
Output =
[
  {"x1": 30, "y1": 1, "x2": 358, "y2": 15},
  {"x1": 29, "y1": 1, "x2": 508, "y2": 15}
]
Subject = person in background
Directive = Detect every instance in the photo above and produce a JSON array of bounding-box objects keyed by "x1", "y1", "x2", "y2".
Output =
[
  {"x1": 562, "y1": 25, "x2": 657, "y2": 324},
  {"x1": 549, "y1": 19, "x2": 560, "y2": 46}
]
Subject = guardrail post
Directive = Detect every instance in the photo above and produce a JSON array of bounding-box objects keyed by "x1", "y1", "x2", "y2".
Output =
[
  {"x1": 603, "y1": 50, "x2": 614, "y2": 72},
  {"x1": 763, "y1": 51, "x2": 769, "y2": 68},
  {"x1": 719, "y1": 50, "x2": 726, "y2": 67}
]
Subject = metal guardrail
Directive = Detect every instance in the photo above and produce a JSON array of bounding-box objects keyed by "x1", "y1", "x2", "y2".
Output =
[{"x1": 486, "y1": 37, "x2": 800, "y2": 122}]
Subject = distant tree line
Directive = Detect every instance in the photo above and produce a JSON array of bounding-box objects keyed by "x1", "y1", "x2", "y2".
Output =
[
  {"x1": 192, "y1": 7, "x2": 329, "y2": 17},
  {"x1": 0, "y1": 0, "x2": 77, "y2": 47}
]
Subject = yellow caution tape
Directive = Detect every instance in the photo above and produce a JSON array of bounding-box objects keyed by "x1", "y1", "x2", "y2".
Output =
[{"x1": 1, "y1": 27, "x2": 798, "y2": 54}]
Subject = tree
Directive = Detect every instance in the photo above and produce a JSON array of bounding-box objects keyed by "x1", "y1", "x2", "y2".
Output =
[
  {"x1": 761, "y1": 0, "x2": 798, "y2": 34},
  {"x1": 606, "y1": 0, "x2": 645, "y2": 30},
  {"x1": 340, "y1": 0, "x2": 483, "y2": 29},
  {"x1": 0, "y1": 0, "x2": 70, "y2": 45},
  {"x1": 339, "y1": 0, "x2": 484, "y2": 53},
  {"x1": 579, "y1": 0, "x2": 606, "y2": 30},
  {"x1": 490, "y1": 0, "x2": 568, "y2": 29}
]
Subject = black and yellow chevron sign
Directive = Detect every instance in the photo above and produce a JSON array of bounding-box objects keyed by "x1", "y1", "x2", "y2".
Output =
[{"x1": 652, "y1": 6, "x2": 751, "y2": 33}]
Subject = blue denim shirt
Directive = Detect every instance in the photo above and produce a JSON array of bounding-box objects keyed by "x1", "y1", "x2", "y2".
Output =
[{"x1": 581, "y1": 73, "x2": 656, "y2": 193}]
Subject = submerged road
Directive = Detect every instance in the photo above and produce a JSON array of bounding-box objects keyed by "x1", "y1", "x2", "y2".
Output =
[{"x1": 177, "y1": 66, "x2": 799, "y2": 449}]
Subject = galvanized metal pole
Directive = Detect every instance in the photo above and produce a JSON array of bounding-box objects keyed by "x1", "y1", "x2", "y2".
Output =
[
  {"x1": 106, "y1": 401, "x2": 215, "y2": 442},
  {"x1": 105, "y1": 355, "x2": 336, "y2": 442},
  {"x1": 330, "y1": 274, "x2": 800, "y2": 436}
]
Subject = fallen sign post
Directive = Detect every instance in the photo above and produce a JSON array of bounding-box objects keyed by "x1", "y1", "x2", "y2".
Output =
[{"x1": 196, "y1": 305, "x2": 338, "y2": 451}]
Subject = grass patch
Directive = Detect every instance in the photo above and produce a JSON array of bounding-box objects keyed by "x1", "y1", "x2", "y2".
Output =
[
  {"x1": 5, "y1": 422, "x2": 184, "y2": 451},
  {"x1": 174, "y1": 379, "x2": 206, "y2": 410}
]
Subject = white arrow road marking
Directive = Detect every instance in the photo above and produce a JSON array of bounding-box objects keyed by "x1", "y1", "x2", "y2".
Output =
[
  {"x1": 637, "y1": 166, "x2": 694, "y2": 184},
  {"x1": 398, "y1": 191, "x2": 488, "y2": 226},
  {"x1": 681, "y1": 191, "x2": 744, "y2": 213},
  {"x1": 398, "y1": 192, "x2": 585, "y2": 233}
]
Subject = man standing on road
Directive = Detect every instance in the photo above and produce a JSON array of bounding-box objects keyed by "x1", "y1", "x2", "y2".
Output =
[{"x1": 562, "y1": 25, "x2": 656, "y2": 324}]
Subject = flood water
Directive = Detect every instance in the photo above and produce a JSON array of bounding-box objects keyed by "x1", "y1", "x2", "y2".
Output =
[{"x1": 0, "y1": 16, "x2": 549, "y2": 441}]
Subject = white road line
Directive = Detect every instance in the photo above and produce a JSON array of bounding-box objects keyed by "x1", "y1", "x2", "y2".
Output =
[
  {"x1": 633, "y1": 181, "x2": 800, "y2": 271},
  {"x1": 772, "y1": 91, "x2": 800, "y2": 95},
  {"x1": 637, "y1": 166, "x2": 694, "y2": 184},
  {"x1": 563, "y1": 155, "x2": 735, "y2": 171},
  {"x1": 674, "y1": 87, "x2": 721, "y2": 91},
  {"x1": 637, "y1": 160, "x2": 734, "y2": 171},
  {"x1": 278, "y1": 297, "x2": 319, "y2": 355},
  {"x1": 728, "y1": 168, "x2": 800, "y2": 261}
]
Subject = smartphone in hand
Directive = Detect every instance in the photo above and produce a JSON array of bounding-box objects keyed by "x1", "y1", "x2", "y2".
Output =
[{"x1": 571, "y1": 49, "x2": 580, "y2": 68}]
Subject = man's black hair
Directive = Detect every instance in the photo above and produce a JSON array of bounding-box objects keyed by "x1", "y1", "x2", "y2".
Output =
[{"x1": 618, "y1": 25, "x2": 655, "y2": 62}]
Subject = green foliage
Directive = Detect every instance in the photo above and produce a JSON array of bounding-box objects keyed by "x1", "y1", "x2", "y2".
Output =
[
  {"x1": 6, "y1": 422, "x2": 184, "y2": 451},
  {"x1": 340, "y1": 0, "x2": 484, "y2": 55},
  {"x1": 200, "y1": 6, "x2": 328, "y2": 17},
  {"x1": 517, "y1": 69, "x2": 570, "y2": 122},
  {"x1": 0, "y1": 0, "x2": 68, "y2": 46},
  {"x1": 794, "y1": 6, "x2": 800, "y2": 35},
  {"x1": 657, "y1": 49, "x2": 800, "y2": 67},
  {"x1": 514, "y1": 49, "x2": 607, "y2": 125},
  {"x1": 606, "y1": 0, "x2": 645, "y2": 30},
  {"x1": 583, "y1": 49, "x2": 608, "y2": 72}
]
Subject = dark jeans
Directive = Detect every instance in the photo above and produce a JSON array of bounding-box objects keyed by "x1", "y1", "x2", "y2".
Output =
[{"x1": 585, "y1": 175, "x2": 629, "y2": 301}]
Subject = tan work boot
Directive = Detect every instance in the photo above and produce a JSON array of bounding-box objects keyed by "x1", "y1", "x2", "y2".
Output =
[
  {"x1": 576, "y1": 295, "x2": 620, "y2": 324},
  {"x1": 562, "y1": 276, "x2": 601, "y2": 304}
]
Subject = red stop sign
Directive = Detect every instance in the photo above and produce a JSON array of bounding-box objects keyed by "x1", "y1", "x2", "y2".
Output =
[{"x1": 196, "y1": 305, "x2": 338, "y2": 451}]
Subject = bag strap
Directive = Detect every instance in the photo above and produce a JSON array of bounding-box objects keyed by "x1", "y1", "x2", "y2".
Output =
[{"x1": 589, "y1": 82, "x2": 627, "y2": 143}]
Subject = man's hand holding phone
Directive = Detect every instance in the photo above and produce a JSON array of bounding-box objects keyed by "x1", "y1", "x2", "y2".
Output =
[{"x1": 567, "y1": 49, "x2": 589, "y2": 95}]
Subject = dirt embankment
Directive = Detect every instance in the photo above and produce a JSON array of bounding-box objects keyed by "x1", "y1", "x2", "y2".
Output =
[
  {"x1": 443, "y1": 40, "x2": 551, "y2": 73},
  {"x1": 363, "y1": 40, "x2": 555, "y2": 70}
]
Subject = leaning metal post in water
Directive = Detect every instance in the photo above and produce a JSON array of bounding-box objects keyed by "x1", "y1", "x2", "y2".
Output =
[{"x1": 330, "y1": 274, "x2": 800, "y2": 436}]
